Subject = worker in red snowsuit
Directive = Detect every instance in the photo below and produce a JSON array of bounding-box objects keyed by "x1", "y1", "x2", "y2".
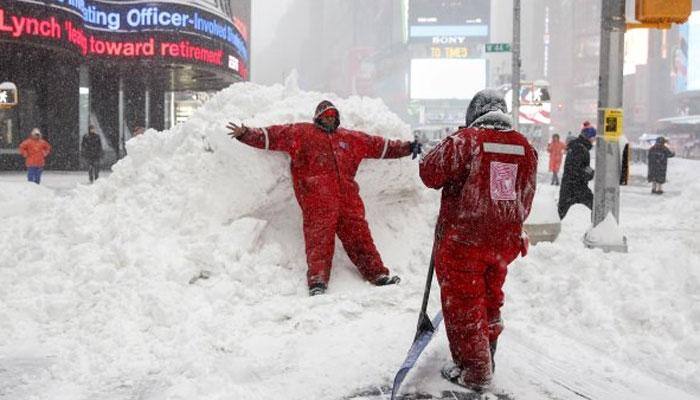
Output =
[
  {"x1": 419, "y1": 90, "x2": 537, "y2": 391},
  {"x1": 227, "y1": 101, "x2": 421, "y2": 296}
]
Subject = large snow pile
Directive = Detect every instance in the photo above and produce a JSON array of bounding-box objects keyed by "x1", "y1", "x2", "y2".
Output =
[
  {"x1": 0, "y1": 79, "x2": 438, "y2": 400},
  {"x1": 0, "y1": 78, "x2": 698, "y2": 400}
]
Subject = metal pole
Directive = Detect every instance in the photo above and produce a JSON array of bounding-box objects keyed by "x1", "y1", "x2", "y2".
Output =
[
  {"x1": 78, "y1": 65, "x2": 90, "y2": 141},
  {"x1": 512, "y1": 0, "x2": 521, "y2": 131},
  {"x1": 170, "y1": 91, "x2": 176, "y2": 129},
  {"x1": 593, "y1": 0, "x2": 625, "y2": 225},
  {"x1": 78, "y1": 65, "x2": 90, "y2": 169},
  {"x1": 118, "y1": 76, "x2": 125, "y2": 159},
  {"x1": 588, "y1": 0, "x2": 628, "y2": 252},
  {"x1": 145, "y1": 85, "x2": 151, "y2": 129}
]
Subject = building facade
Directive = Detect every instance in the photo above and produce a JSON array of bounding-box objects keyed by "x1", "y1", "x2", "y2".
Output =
[
  {"x1": 525, "y1": 0, "x2": 602, "y2": 136},
  {"x1": 0, "y1": 0, "x2": 250, "y2": 170}
]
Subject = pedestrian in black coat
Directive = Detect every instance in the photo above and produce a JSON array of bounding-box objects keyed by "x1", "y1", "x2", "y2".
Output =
[
  {"x1": 558, "y1": 133, "x2": 595, "y2": 219},
  {"x1": 647, "y1": 137, "x2": 674, "y2": 194},
  {"x1": 81, "y1": 125, "x2": 103, "y2": 183}
]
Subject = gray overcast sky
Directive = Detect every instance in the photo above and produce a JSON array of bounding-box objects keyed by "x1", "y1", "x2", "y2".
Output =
[{"x1": 252, "y1": 0, "x2": 295, "y2": 57}]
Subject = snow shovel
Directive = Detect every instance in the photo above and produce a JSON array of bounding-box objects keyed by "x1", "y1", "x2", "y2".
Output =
[{"x1": 390, "y1": 252, "x2": 443, "y2": 400}]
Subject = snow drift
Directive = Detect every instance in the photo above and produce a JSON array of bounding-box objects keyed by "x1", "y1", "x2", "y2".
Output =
[
  {"x1": 0, "y1": 78, "x2": 438, "y2": 400},
  {"x1": 0, "y1": 78, "x2": 698, "y2": 400}
]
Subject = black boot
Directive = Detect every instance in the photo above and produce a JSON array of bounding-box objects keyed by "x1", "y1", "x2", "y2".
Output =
[
  {"x1": 374, "y1": 275, "x2": 401, "y2": 286},
  {"x1": 309, "y1": 283, "x2": 327, "y2": 296}
]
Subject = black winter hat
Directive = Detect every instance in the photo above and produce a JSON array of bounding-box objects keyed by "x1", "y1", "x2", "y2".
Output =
[{"x1": 465, "y1": 89, "x2": 508, "y2": 128}]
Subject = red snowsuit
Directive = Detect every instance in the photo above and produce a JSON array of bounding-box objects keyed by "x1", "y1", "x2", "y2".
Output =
[
  {"x1": 237, "y1": 122, "x2": 412, "y2": 287},
  {"x1": 420, "y1": 125, "x2": 537, "y2": 386}
]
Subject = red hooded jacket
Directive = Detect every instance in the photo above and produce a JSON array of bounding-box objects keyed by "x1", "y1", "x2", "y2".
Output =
[
  {"x1": 547, "y1": 140, "x2": 567, "y2": 173},
  {"x1": 420, "y1": 125, "x2": 537, "y2": 260}
]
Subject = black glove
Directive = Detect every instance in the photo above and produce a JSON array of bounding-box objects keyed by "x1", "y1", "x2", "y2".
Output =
[
  {"x1": 584, "y1": 166, "x2": 595, "y2": 181},
  {"x1": 410, "y1": 140, "x2": 422, "y2": 160}
]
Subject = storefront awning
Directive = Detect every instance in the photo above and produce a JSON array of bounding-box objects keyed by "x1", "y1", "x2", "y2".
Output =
[{"x1": 657, "y1": 115, "x2": 700, "y2": 125}]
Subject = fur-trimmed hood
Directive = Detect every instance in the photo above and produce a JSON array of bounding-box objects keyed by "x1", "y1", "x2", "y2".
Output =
[
  {"x1": 465, "y1": 89, "x2": 512, "y2": 131},
  {"x1": 469, "y1": 110, "x2": 513, "y2": 131}
]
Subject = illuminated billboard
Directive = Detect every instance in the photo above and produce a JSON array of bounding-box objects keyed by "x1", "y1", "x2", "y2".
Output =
[
  {"x1": 505, "y1": 83, "x2": 552, "y2": 125},
  {"x1": 0, "y1": 0, "x2": 250, "y2": 79},
  {"x1": 623, "y1": 29, "x2": 648, "y2": 76},
  {"x1": 409, "y1": 0, "x2": 490, "y2": 43},
  {"x1": 410, "y1": 58, "x2": 486, "y2": 100}
]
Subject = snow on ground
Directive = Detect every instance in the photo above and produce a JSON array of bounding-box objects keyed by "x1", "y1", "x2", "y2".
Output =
[
  {"x1": 0, "y1": 171, "x2": 93, "y2": 215},
  {"x1": 516, "y1": 151, "x2": 700, "y2": 394},
  {"x1": 0, "y1": 80, "x2": 698, "y2": 400}
]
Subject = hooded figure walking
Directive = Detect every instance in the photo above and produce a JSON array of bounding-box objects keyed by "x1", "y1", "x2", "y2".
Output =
[
  {"x1": 647, "y1": 137, "x2": 674, "y2": 194},
  {"x1": 558, "y1": 123, "x2": 596, "y2": 219},
  {"x1": 419, "y1": 90, "x2": 538, "y2": 391},
  {"x1": 227, "y1": 101, "x2": 421, "y2": 296}
]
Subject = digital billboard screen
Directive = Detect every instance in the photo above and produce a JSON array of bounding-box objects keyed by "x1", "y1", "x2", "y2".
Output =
[
  {"x1": 409, "y1": 0, "x2": 490, "y2": 43},
  {"x1": 0, "y1": 0, "x2": 250, "y2": 79},
  {"x1": 410, "y1": 58, "x2": 486, "y2": 100}
]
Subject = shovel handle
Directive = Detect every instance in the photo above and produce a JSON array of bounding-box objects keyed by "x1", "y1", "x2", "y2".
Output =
[{"x1": 415, "y1": 248, "x2": 436, "y2": 339}]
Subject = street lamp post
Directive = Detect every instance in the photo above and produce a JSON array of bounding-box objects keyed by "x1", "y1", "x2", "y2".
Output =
[{"x1": 512, "y1": 0, "x2": 521, "y2": 131}]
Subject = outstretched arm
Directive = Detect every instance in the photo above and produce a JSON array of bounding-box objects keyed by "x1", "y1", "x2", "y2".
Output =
[
  {"x1": 361, "y1": 134, "x2": 413, "y2": 160},
  {"x1": 419, "y1": 136, "x2": 469, "y2": 189},
  {"x1": 227, "y1": 122, "x2": 297, "y2": 153}
]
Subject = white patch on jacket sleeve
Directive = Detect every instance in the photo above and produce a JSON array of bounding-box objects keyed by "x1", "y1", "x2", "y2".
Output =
[
  {"x1": 380, "y1": 138, "x2": 389, "y2": 159},
  {"x1": 490, "y1": 161, "x2": 518, "y2": 201},
  {"x1": 262, "y1": 128, "x2": 270, "y2": 150},
  {"x1": 484, "y1": 142, "x2": 524, "y2": 156}
]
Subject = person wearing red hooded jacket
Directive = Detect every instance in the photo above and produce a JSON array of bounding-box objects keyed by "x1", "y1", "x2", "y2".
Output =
[
  {"x1": 419, "y1": 90, "x2": 537, "y2": 391},
  {"x1": 547, "y1": 133, "x2": 566, "y2": 186},
  {"x1": 19, "y1": 128, "x2": 52, "y2": 184},
  {"x1": 227, "y1": 101, "x2": 421, "y2": 296}
]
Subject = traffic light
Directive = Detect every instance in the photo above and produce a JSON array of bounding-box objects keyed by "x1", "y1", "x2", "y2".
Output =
[{"x1": 636, "y1": 0, "x2": 692, "y2": 24}]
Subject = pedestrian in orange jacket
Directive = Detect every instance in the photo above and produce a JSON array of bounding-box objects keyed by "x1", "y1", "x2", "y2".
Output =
[
  {"x1": 227, "y1": 101, "x2": 422, "y2": 296},
  {"x1": 547, "y1": 134, "x2": 567, "y2": 185},
  {"x1": 19, "y1": 128, "x2": 52, "y2": 184}
]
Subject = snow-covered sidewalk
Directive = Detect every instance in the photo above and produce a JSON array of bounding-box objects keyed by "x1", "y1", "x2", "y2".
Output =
[
  {"x1": 0, "y1": 171, "x2": 102, "y2": 192},
  {"x1": 0, "y1": 81, "x2": 698, "y2": 400}
]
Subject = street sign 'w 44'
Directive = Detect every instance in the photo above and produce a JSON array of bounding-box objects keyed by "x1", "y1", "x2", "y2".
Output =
[{"x1": 485, "y1": 43, "x2": 512, "y2": 53}]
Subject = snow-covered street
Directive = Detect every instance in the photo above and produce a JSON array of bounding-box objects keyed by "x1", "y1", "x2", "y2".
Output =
[{"x1": 1, "y1": 82, "x2": 698, "y2": 400}]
